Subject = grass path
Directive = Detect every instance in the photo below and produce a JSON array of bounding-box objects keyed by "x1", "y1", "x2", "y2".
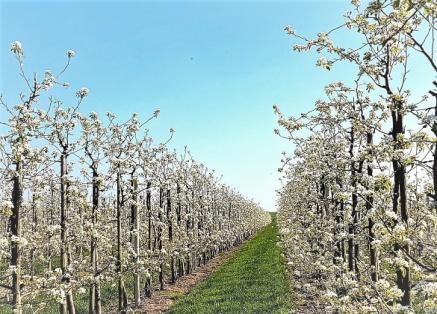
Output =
[{"x1": 168, "y1": 214, "x2": 292, "y2": 313}]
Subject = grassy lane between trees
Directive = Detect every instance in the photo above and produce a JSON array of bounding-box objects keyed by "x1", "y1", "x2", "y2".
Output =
[{"x1": 168, "y1": 213, "x2": 293, "y2": 314}]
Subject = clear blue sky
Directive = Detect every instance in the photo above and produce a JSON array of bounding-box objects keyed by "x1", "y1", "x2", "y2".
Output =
[{"x1": 1, "y1": 0, "x2": 430, "y2": 211}]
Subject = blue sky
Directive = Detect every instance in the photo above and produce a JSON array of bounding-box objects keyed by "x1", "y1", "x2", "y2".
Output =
[{"x1": 3, "y1": 0, "x2": 427, "y2": 211}]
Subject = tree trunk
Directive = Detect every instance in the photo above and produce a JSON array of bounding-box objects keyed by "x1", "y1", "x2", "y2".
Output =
[
  {"x1": 366, "y1": 132, "x2": 378, "y2": 282},
  {"x1": 117, "y1": 171, "x2": 127, "y2": 313},
  {"x1": 391, "y1": 102, "x2": 411, "y2": 305},
  {"x1": 167, "y1": 189, "x2": 176, "y2": 283},
  {"x1": 90, "y1": 168, "x2": 101, "y2": 314},
  {"x1": 147, "y1": 182, "x2": 152, "y2": 251},
  {"x1": 167, "y1": 189, "x2": 172, "y2": 242},
  {"x1": 432, "y1": 88, "x2": 437, "y2": 213},
  {"x1": 144, "y1": 182, "x2": 152, "y2": 298},
  {"x1": 131, "y1": 176, "x2": 140, "y2": 306},
  {"x1": 10, "y1": 161, "x2": 23, "y2": 314},
  {"x1": 47, "y1": 179, "x2": 54, "y2": 272},
  {"x1": 158, "y1": 187, "x2": 164, "y2": 290},
  {"x1": 31, "y1": 194, "x2": 37, "y2": 279},
  {"x1": 176, "y1": 183, "x2": 181, "y2": 226},
  {"x1": 433, "y1": 138, "x2": 437, "y2": 212},
  {"x1": 60, "y1": 152, "x2": 76, "y2": 314},
  {"x1": 348, "y1": 128, "x2": 356, "y2": 275}
]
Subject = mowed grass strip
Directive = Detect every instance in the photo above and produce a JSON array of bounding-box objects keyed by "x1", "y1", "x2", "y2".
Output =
[{"x1": 168, "y1": 214, "x2": 293, "y2": 314}]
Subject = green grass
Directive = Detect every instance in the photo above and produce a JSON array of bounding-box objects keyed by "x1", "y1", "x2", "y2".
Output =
[
  {"x1": 168, "y1": 213, "x2": 293, "y2": 314},
  {"x1": 1, "y1": 214, "x2": 293, "y2": 313}
]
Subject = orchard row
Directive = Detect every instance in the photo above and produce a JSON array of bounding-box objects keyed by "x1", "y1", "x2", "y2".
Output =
[
  {"x1": 0, "y1": 43, "x2": 271, "y2": 313},
  {"x1": 277, "y1": 0, "x2": 436, "y2": 313}
]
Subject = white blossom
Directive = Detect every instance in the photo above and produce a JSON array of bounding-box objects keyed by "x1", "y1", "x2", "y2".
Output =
[
  {"x1": 76, "y1": 87, "x2": 89, "y2": 99},
  {"x1": 67, "y1": 49, "x2": 76, "y2": 58},
  {"x1": 284, "y1": 25, "x2": 295, "y2": 35},
  {"x1": 10, "y1": 41, "x2": 23, "y2": 55}
]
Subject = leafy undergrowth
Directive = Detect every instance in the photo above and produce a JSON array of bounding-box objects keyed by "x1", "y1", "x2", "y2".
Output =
[{"x1": 168, "y1": 213, "x2": 293, "y2": 314}]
